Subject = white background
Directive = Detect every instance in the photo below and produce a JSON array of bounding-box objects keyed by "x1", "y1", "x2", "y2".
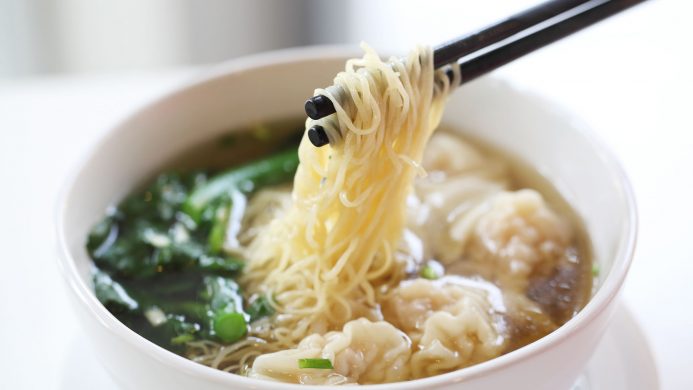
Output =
[{"x1": 1, "y1": 0, "x2": 691, "y2": 388}]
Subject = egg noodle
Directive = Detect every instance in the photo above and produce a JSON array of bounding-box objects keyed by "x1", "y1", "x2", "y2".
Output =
[
  {"x1": 187, "y1": 44, "x2": 460, "y2": 373},
  {"x1": 245, "y1": 43, "x2": 459, "y2": 338}
]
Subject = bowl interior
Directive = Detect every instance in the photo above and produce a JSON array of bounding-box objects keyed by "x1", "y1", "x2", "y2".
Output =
[{"x1": 58, "y1": 48, "x2": 635, "y2": 388}]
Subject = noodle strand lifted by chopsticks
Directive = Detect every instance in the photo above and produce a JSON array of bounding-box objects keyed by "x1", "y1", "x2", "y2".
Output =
[{"x1": 242, "y1": 43, "x2": 459, "y2": 349}]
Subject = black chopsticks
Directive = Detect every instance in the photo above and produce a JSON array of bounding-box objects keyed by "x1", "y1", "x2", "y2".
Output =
[
  {"x1": 432, "y1": 0, "x2": 596, "y2": 69},
  {"x1": 305, "y1": 0, "x2": 648, "y2": 147},
  {"x1": 305, "y1": 0, "x2": 595, "y2": 122}
]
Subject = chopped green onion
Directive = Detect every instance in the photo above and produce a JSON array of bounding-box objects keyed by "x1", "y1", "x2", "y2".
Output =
[
  {"x1": 591, "y1": 264, "x2": 600, "y2": 277},
  {"x1": 213, "y1": 312, "x2": 247, "y2": 343},
  {"x1": 171, "y1": 334, "x2": 195, "y2": 345},
  {"x1": 420, "y1": 265, "x2": 440, "y2": 280},
  {"x1": 298, "y1": 358, "x2": 334, "y2": 369},
  {"x1": 207, "y1": 200, "x2": 230, "y2": 254}
]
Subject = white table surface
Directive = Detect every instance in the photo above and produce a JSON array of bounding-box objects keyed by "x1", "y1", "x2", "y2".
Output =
[{"x1": 1, "y1": 1, "x2": 691, "y2": 389}]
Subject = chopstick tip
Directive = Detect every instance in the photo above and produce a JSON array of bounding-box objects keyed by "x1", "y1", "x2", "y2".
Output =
[
  {"x1": 305, "y1": 95, "x2": 335, "y2": 120},
  {"x1": 307, "y1": 125, "x2": 330, "y2": 147}
]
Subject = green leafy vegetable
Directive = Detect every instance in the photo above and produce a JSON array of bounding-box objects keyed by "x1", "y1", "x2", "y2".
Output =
[
  {"x1": 298, "y1": 358, "x2": 334, "y2": 369},
  {"x1": 88, "y1": 147, "x2": 299, "y2": 356},
  {"x1": 207, "y1": 199, "x2": 231, "y2": 254},
  {"x1": 202, "y1": 276, "x2": 248, "y2": 342},
  {"x1": 183, "y1": 148, "x2": 299, "y2": 222},
  {"x1": 152, "y1": 314, "x2": 202, "y2": 350},
  {"x1": 246, "y1": 295, "x2": 275, "y2": 322},
  {"x1": 93, "y1": 270, "x2": 139, "y2": 312},
  {"x1": 197, "y1": 254, "x2": 243, "y2": 274}
]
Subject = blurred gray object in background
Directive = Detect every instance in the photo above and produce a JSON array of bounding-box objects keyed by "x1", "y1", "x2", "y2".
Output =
[
  {"x1": 0, "y1": 0, "x2": 350, "y2": 78},
  {"x1": 0, "y1": 0, "x2": 537, "y2": 79}
]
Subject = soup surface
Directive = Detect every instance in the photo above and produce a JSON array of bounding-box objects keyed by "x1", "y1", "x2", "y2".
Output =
[{"x1": 88, "y1": 121, "x2": 593, "y2": 384}]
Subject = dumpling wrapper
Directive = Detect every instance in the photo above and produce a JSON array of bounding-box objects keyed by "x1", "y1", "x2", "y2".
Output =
[
  {"x1": 249, "y1": 318, "x2": 412, "y2": 385},
  {"x1": 382, "y1": 277, "x2": 506, "y2": 378}
]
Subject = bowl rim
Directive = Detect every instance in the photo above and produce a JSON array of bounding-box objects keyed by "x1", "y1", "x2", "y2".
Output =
[{"x1": 55, "y1": 45, "x2": 638, "y2": 389}]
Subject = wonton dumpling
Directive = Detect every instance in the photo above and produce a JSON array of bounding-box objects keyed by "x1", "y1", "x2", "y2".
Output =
[
  {"x1": 410, "y1": 132, "x2": 509, "y2": 264},
  {"x1": 465, "y1": 189, "x2": 573, "y2": 290},
  {"x1": 381, "y1": 278, "x2": 505, "y2": 378},
  {"x1": 421, "y1": 132, "x2": 493, "y2": 174},
  {"x1": 250, "y1": 318, "x2": 412, "y2": 384}
]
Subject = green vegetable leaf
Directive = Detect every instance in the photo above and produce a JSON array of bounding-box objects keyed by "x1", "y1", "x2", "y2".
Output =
[
  {"x1": 171, "y1": 333, "x2": 195, "y2": 345},
  {"x1": 246, "y1": 295, "x2": 275, "y2": 322},
  {"x1": 197, "y1": 255, "x2": 244, "y2": 275},
  {"x1": 87, "y1": 146, "x2": 305, "y2": 355},
  {"x1": 93, "y1": 270, "x2": 139, "y2": 312},
  {"x1": 183, "y1": 148, "x2": 299, "y2": 222},
  {"x1": 203, "y1": 276, "x2": 243, "y2": 312},
  {"x1": 207, "y1": 199, "x2": 231, "y2": 254}
]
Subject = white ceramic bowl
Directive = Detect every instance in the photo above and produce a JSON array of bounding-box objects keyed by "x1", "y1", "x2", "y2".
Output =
[{"x1": 56, "y1": 46, "x2": 637, "y2": 390}]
